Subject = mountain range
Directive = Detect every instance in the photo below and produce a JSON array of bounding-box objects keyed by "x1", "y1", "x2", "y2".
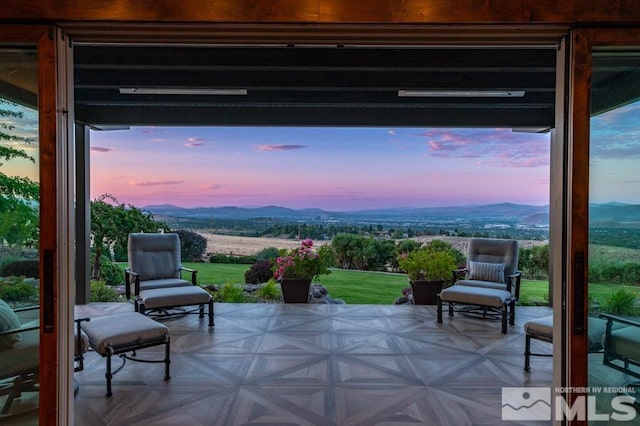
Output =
[{"x1": 143, "y1": 202, "x2": 640, "y2": 227}]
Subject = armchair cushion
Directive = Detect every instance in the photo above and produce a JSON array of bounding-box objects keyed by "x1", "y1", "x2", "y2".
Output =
[
  {"x1": 469, "y1": 261, "x2": 505, "y2": 283},
  {"x1": 0, "y1": 299, "x2": 22, "y2": 349},
  {"x1": 128, "y1": 233, "x2": 182, "y2": 281}
]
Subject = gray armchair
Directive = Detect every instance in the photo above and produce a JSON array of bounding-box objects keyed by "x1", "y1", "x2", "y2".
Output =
[
  {"x1": 438, "y1": 238, "x2": 521, "y2": 333},
  {"x1": 125, "y1": 233, "x2": 197, "y2": 300},
  {"x1": 453, "y1": 237, "x2": 521, "y2": 300}
]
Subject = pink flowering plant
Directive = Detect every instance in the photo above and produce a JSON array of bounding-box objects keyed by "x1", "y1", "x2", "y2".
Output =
[{"x1": 273, "y1": 239, "x2": 331, "y2": 281}]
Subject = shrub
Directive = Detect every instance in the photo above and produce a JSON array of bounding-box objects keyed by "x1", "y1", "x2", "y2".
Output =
[
  {"x1": 519, "y1": 244, "x2": 549, "y2": 279},
  {"x1": 209, "y1": 254, "x2": 256, "y2": 264},
  {"x1": 0, "y1": 276, "x2": 38, "y2": 302},
  {"x1": 214, "y1": 283, "x2": 250, "y2": 303},
  {"x1": 90, "y1": 280, "x2": 120, "y2": 302},
  {"x1": 602, "y1": 288, "x2": 639, "y2": 316},
  {"x1": 255, "y1": 247, "x2": 280, "y2": 261},
  {"x1": 0, "y1": 259, "x2": 39, "y2": 278},
  {"x1": 244, "y1": 259, "x2": 274, "y2": 284},
  {"x1": 255, "y1": 279, "x2": 281, "y2": 301},
  {"x1": 176, "y1": 229, "x2": 208, "y2": 262},
  {"x1": 90, "y1": 253, "x2": 123, "y2": 287}
]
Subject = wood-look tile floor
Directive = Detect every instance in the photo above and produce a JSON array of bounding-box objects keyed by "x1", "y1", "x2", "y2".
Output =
[{"x1": 73, "y1": 303, "x2": 554, "y2": 425}]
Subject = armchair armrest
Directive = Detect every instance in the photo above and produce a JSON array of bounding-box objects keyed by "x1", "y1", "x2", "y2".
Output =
[
  {"x1": 124, "y1": 268, "x2": 141, "y2": 299},
  {"x1": 180, "y1": 266, "x2": 198, "y2": 285},
  {"x1": 451, "y1": 268, "x2": 468, "y2": 285},
  {"x1": 600, "y1": 313, "x2": 640, "y2": 329},
  {"x1": 506, "y1": 271, "x2": 522, "y2": 299}
]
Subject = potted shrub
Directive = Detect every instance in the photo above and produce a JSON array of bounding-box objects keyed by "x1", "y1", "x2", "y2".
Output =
[
  {"x1": 273, "y1": 239, "x2": 331, "y2": 303},
  {"x1": 398, "y1": 248, "x2": 456, "y2": 305}
]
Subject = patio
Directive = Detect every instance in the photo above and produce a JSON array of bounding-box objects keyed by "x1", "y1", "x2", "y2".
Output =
[{"x1": 74, "y1": 303, "x2": 553, "y2": 425}]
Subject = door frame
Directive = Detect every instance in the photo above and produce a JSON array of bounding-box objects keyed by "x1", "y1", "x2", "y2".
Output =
[
  {"x1": 566, "y1": 27, "x2": 640, "y2": 420},
  {"x1": 0, "y1": 25, "x2": 61, "y2": 425}
]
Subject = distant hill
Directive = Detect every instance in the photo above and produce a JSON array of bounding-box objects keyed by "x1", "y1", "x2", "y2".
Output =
[
  {"x1": 143, "y1": 201, "x2": 640, "y2": 228},
  {"x1": 589, "y1": 203, "x2": 640, "y2": 224},
  {"x1": 144, "y1": 202, "x2": 549, "y2": 222}
]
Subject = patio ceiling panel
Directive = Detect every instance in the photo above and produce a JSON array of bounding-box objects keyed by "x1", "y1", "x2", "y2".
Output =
[{"x1": 73, "y1": 45, "x2": 557, "y2": 128}]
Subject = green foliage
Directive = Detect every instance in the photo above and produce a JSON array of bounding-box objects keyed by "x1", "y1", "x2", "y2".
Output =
[
  {"x1": 519, "y1": 244, "x2": 549, "y2": 279},
  {"x1": 214, "y1": 283, "x2": 250, "y2": 303},
  {"x1": 244, "y1": 259, "x2": 273, "y2": 284},
  {"x1": 255, "y1": 247, "x2": 280, "y2": 261},
  {"x1": 209, "y1": 253, "x2": 256, "y2": 264},
  {"x1": 175, "y1": 229, "x2": 207, "y2": 261},
  {"x1": 92, "y1": 254, "x2": 124, "y2": 287},
  {"x1": 397, "y1": 248, "x2": 456, "y2": 282},
  {"x1": 601, "y1": 288, "x2": 639, "y2": 316},
  {"x1": 90, "y1": 194, "x2": 170, "y2": 280},
  {"x1": 0, "y1": 259, "x2": 39, "y2": 278},
  {"x1": 422, "y1": 240, "x2": 466, "y2": 267},
  {"x1": 0, "y1": 119, "x2": 39, "y2": 249},
  {"x1": 0, "y1": 276, "x2": 38, "y2": 303},
  {"x1": 330, "y1": 234, "x2": 394, "y2": 271},
  {"x1": 588, "y1": 246, "x2": 640, "y2": 285},
  {"x1": 255, "y1": 279, "x2": 281, "y2": 301},
  {"x1": 90, "y1": 280, "x2": 120, "y2": 302}
]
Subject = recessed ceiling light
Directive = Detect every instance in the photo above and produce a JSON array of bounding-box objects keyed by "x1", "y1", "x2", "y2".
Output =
[
  {"x1": 119, "y1": 88, "x2": 247, "y2": 95},
  {"x1": 398, "y1": 90, "x2": 525, "y2": 98}
]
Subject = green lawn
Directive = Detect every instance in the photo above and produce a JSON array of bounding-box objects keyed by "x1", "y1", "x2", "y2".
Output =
[{"x1": 179, "y1": 262, "x2": 638, "y2": 305}]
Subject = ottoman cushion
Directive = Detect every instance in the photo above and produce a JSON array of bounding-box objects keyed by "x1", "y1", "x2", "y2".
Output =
[
  {"x1": 81, "y1": 312, "x2": 168, "y2": 355},
  {"x1": 139, "y1": 286, "x2": 211, "y2": 310},
  {"x1": 440, "y1": 285, "x2": 511, "y2": 308},
  {"x1": 525, "y1": 315, "x2": 553, "y2": 339}
]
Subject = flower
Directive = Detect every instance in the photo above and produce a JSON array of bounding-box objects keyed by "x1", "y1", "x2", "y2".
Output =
[{"x1": 273, "y1": 239, "x2": 331, "y2": 281}]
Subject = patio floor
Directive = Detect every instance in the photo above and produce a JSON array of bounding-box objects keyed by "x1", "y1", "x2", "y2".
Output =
[{"x1": 73, "y1": 302, "x2": 553, "y2": 425}]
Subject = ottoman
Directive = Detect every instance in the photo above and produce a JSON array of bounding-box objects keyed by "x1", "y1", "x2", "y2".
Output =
[
  {"x1": 80, "y1": 312, "x2": 170, "y2": 397},
  {"x1": 523, "y1": 315, "x2": 553, "y2": 372},
  {"x1": 437, "y1": 285, "x2": 515, "y2": 334},
  {"x1": 136, "y1": 285, "x2": 214, "y2": 327}
]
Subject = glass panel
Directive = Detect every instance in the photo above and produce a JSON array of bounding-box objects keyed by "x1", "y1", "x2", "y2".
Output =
[
  {"x1": 0, "y1": 47, "x2": 39, "y2": 421},
  {"x1": 589, "y1": 49, "x2": 640, "y2": 421}
]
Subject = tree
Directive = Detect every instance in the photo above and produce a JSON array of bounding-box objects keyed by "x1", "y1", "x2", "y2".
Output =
[
  {"x1": 90, "y1": 194, "x2": 170, "y2": 280},
  {"x1": 175, "y1": 229, "x2": 207, "y2": 261},
  {"x1": 0, "y1": 100, "x2": 39, "y2": 253}
]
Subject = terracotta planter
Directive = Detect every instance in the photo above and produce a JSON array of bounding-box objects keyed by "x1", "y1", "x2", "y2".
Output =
[
  {"x1": 410, "y1": 279, "x2": 444, "y2": 305},
  {"x1": 279, "y1": 278, "x2": 312, "y2": 303}
]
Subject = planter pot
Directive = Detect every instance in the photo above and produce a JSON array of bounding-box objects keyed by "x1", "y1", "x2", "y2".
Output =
[
  {"x1": 410, "y1": 279, "x2": 444, "y2": 305},
  {"x1": 279, "y1": 278, "x2": 312, "y2": 303}
]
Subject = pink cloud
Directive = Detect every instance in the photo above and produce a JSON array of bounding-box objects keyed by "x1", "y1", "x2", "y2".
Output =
[
  {"x1": 200, "y1": 183, "x2": 222, "y2": 191},
  {"x1": 128, "y1": 180, "x2": 183, "y2": 187},
  {"x1": 185, "y1": 141, "x2": 204, "y2": 147},
  {"x1": 90, "y1": 146, "x2": 113, "y2": 153},
  {"x1": 254, "y1": 144, "x2": 307, "y2": 151}
]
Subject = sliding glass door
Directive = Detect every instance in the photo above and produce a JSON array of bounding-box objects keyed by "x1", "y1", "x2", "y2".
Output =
[
  {"x1": 568, "y1": 29, "x2": 640, "y2": 423},
  {"x1": 0, "y1": 26, "x2": 65, "y2": 425}
]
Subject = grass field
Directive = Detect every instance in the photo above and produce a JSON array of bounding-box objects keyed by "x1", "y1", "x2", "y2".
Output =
[{"x1": 182, "y1": 262, "x2": 639, "y2": 305}]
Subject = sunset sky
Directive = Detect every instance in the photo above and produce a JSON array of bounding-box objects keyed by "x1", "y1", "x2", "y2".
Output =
[{"x1": 89, "y1": 126, "x2": 552, "y2": 211}]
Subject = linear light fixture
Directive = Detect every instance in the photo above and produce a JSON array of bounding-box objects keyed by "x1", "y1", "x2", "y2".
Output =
[
  {"x1": 398, "y1": 90, "x2": 525, "y2": 98},
  {"x1": 119, "y1": 87, "x2": 247, "y2": 95}
]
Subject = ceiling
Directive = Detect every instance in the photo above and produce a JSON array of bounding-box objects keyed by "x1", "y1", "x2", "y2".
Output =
[
  {"x1": 73, "y1": 45, "x2": 558, "y2": 129},
  {"x1": 3, "y1": 45, "x2": 638, "y2": 129}
]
